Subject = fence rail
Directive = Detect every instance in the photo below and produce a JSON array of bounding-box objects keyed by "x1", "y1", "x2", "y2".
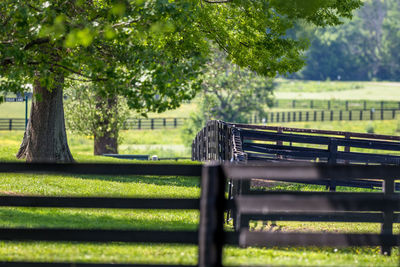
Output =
[
  {"x1": 123, "y1": 117, "x2": 187, "y2": 130},
  {"x1": 0, "y1": 162, "x2": 398, "y2": 266},
  {"x1": 2, "y1": 108, "x2": 400, "y2": 131},
  {"x1": 3, "y1": 108, "x2": 399, "y2": 132},
  {"x1": 273, "y1": 99, "x2": 400, "y2": 110},
  {"x1": 0, "y1": 118, "x2": 187, "y2": 131},
  {"x1": 250, "y1": 108, "x2": 400, "y2": 124}
]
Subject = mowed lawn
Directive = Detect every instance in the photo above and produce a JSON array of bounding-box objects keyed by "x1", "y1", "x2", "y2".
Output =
[
  {"x1": 0, "y1": 129, "x2": 399, "y2": 266},
  {"x1": 274, "y1": 79, "x2": 400, "y2": 101}
]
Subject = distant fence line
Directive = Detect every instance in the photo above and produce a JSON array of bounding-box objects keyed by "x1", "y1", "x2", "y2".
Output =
[
  {"x1": 273, "y1": 99, "x2": 400, "y2": 110},
  {"x1": 249, "y1": 108, "x2": 400, "y2": 124},
  {"x1": 0, "y1": 117, "x2": 187, "y2": 131},
  {"x1": 2, "y1": 109, "x2": 400, "y2": 131}
]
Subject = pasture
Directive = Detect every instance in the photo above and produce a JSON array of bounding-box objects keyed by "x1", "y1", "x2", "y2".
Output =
[
  {"x1": 0, "y1": 127, "x2": 399, "y2": 266},
  {"x1": 1, "y1": 80, "x2": 400, "y2": 266}
]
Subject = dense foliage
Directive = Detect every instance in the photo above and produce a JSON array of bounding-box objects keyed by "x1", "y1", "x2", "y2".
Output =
[
  {"x1": 181, "y1": 53, "x2": 275, "y2": 146},
  {"x1": 297, "y1": 0, "x2": 400, "y2": 81},
  {"x1": 0, "y1": 0, "x2": 362, "y2": 161},
  {"x1": 64, "y1": 82, "x2": 130, "y2": 147},
  {"x1": 0, "y1": 0, "x2": 362, "y2": 100}
]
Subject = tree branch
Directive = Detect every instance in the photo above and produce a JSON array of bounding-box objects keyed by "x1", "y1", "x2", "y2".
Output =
[
  {"x1": 203, "y1": 0, "x2": 231, "y2": 3},
  {"x1": 55, "y1": 63, "x2": 108, "y2": 82},
  {"x1": 24, "y1": 38, "x2": 50, "y2": 50}
]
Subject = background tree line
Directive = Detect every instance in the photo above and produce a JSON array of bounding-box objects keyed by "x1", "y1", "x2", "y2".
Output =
[{"x1": 295, "y1": 0, "x2": 400, "y2": 81}]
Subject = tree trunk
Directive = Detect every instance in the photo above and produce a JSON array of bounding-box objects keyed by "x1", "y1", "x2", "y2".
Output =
[
  {"x1": 93, "y1": 96, "x2": 119, "y2": 155},
  {"x1": 16, "y1": 73, "x2": 74, "y2": 163}
]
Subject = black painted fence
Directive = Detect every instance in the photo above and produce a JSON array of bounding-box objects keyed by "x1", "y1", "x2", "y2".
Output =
[
  {"x1": 250, "y1": 108, "x2": 400, "y2": 124},
  {"x1": 0, "y1": 118, "x2": 187, "y2": 131},
  {"x1": 122, "y1": 117, "x2": 187, "y2": 130},
  {"x1": 3, "y1": 108, "x2": 400, "y2": 132},
  {"x1": 0, "y1": 162, "x2": 399, "y2": 266},
  {"x1": 274, "y1": 99, "x2": 400, "y2": 110}
]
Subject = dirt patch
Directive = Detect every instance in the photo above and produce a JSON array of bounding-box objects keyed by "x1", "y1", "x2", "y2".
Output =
[{"x1": 0, "y1": 190, "x2": 26, "y2": 196}]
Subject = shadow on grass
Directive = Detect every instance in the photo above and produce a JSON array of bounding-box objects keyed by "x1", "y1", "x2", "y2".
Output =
[
  {"x1": 74, "y1": 174, "x2": 200, "y2": 188},
  {"x1": 0, "y1": 207, "x2": 199, "y2": 231}
]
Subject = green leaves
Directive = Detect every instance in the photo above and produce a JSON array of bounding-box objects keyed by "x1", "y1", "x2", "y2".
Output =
[
  {"x1": 0, "y1": 0, "x2": 362, "y2": 114},
  {"x1": 65, "y1": 28, "x2": 95, "y2": 48}
]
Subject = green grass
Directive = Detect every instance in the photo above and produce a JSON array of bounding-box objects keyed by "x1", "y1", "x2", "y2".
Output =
[
  {"x1": 3, "y1": 80, "x2": 400, "y2": 120},
  {"x1": 1, "y1": 112, "x2": 400, "y2": 265},
  {"x1": 0, "y1": 170, "x2": 398, "y2": 266},
  {"x1": 274, "y1": 80, "x2": 400, "y2": 101}
]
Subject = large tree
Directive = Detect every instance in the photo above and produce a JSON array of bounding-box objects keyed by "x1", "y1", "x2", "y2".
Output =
[
  {"x1": 0, "y1": 0, "x2": 362, "y2": 162},
  {"x1": 298, "y1": 0, "x2": 400, "y2": 81}
]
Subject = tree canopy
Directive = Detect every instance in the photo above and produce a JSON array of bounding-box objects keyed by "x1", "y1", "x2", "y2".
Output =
[
  {"x1": 296, "y1": 0, "x2": 400, "y2": 81},
  {"x1": 0, "y1": 0, "x2": 362, "y2": 162}
]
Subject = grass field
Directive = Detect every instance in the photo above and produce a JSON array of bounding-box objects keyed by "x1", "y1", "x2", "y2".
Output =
[
  {"x1": 2, "y1": 80, "x2": 400, "y2": 119},
  {"x1": 1, "y1": 81, "x2": 400, "y2": 265},
  {"x1": 1, "y1": 121, "x2": 400, "y2": 267},
  {"x1": 274, "y1": 79, "x2": 400, "y2": 101}
]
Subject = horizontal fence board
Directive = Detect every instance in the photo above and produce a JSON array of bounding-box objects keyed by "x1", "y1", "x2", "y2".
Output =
[
  {"x1": 242, "y1": 130, "x2": 400, "y2": 152},
  {"x1": 0, "y1": 163, "x2": 202, "y2": 177},
  {"x1": 223, "y1": 163, "x2": 400, "y2": 180},
  {"x1": 0, "y1": 263, "x2": 196, "y2": 267},
  {"x1": 241, "y1": 130, "x2": 331, "y2": 146},
  {"x1": 248, "y1": 175, "x2": 400, "y2": 190},
  {"x1": 244, "y1": 143, "x2": 400, "y2": 165},
  {"x1": 240, "y1": 231, "x2": 400, "y2": 247},
  {"x1": 236, "y1": 195, "x2": 400, "y2": 212},
  {"x1": 234, "y1": 123, "x2": 400, "y2": 141},
  {"x1": 242, "y1": 212, "x2": 400, "y2": 223},
  {"x1": 0, "y1": 228, "x2": 198, "y2": 244},
  {"x1": 0, "y1": 196, "x2": 199, "y2": 210}
]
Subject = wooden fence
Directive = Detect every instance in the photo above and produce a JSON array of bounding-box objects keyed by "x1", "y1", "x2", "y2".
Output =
[
  {"x1": 273, "y1": 99, "x2": 400, "y2": 110},
  {"x1": 3, "y1": 108, "x2": 400, "y2": 131},
  {"x1": 0, "y1": 118, "x2": 187, "y2": 131},
  {"x1": 250, "y1": 108, "x2": 400, "y2": 124},
  {"x1": 123, "y1": 117, "x2": 187, "y2": 130},
  {"x1": 0, "y1": 162, "x2": 398, "y2": 266},
  {"x1": 193, "y1": 121, "x2": 400, "y2": 234}
]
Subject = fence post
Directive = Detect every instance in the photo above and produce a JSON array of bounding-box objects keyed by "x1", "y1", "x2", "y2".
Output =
[
  {"x1": 370, "y1": 109, "x2": 374, "y2": 120},
  {"x1": 393, "y1": 109, "x2": 396, "y2": 119},
  {"x1": 138, "y1": 119, "x2": 141, "y2": 130},
  {"x1": 292, "y1": 100, "x2": 296, "y2": 108},
  {"x1": 9, "y1": 119, "x2": 12, "y2": 131},
  {"x1": 381, "y1": 109, "x2": 384, "y2": 120},
  {"x1": 313, "y1": 111, "x2": 317, "y2": 122},
  {"x1": 364, "y1": 101, "x2": 367, "y2": 110},
  {"x1": 345, "y1": 101, "x2": 349, "y2": 111},
  {"x1": 174, "y1": 118, "x2": 177, "y2": 128},
  {"x1": 163, "y1": 118, "x2": 166, "y2": 127},
  {"x1": 321, "y1": 111, "x2": 324, "y2": 121},
  {"x1": 380, "y1": 178, "x2": 394, "y2": 256},
  {"x1": 151, "y1": 119, "x2": 154, "y2": 130},
  {"x1": 198, "y1": 164, "x2": 225, "y2": 267},
  {"x1": 330, "y1": 110, "x2": 333, "y2": 121},
  {"x1": 299, "y1": 111, "x2": 302, "y2": 122},
  {"x1": 327, "y1": 139, "x2": 338, "y2": 191},
  {"x1": 306, "y1": 111, "x2": 309, "y2": 122},
  {"x1": 339, "y1": 110, "x2": 343, "y2": 121},
  {"x1": 349, "y1": 110, "x2": 352, "y2": 121},
  {"x1": 360, "y1": 110, "x2": 363, "y2": 121}
]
